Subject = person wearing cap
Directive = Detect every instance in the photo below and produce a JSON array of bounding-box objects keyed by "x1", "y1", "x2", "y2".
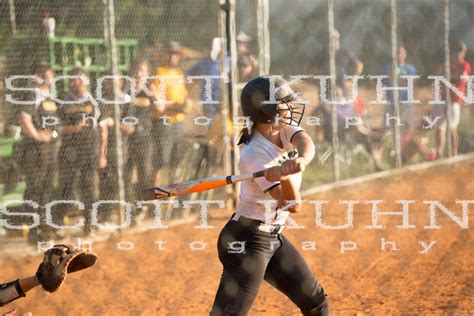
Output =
[
  {"x1": 236, "y1": 31, "x2": 259, "y2": 82},
  {"x1": 236, "y1": 31, "x2": 252, "y2": 55},
  {"x1": 15, "y1": 64, "x2": 60, "y2": 243},
  {"x1": 187, "y1": 38, "x2": 228, "y2": 119},
  {"x1": 57, "y1": 68, "x2": 101, "y2": 236},
  {"x1": 434, "y1": 39, "x2": 471, "y2": 157},
  {"x1": 311, "y1": 29, "x2": 364, "y2": 146},
  {"x1": 125, "y1": 59, "x2": 155, "y2": 203},
  {"x1": 152, "y1": 41, "x2": 190, "y2": 185}
]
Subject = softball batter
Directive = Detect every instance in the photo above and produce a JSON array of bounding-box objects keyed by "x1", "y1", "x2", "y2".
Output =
[{"x1": 210, "y1": 77, "x2": 328, "y2": 315}]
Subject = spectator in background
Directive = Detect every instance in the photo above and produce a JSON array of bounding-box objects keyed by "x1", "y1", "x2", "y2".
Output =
[
  {"x1": 153, "y1": 41, "x2": 190, "y2": 186},
  {"x1": 15, "y1": 64, "x2": 59, "y2": 243},
  {"x1": 400, "y1": 121, "x2": 438, "y2": 163},
  {"x1": 312, "y1": 29, "x2": 364, "y2": 144},
  {"x1": 313, "y1": 29, "x2": 364, "y2": 86},
  {"x1": 238, "y1": 54, "x2": 257, "y2": 83},
  {"x1": 42, "y1": 11, "x2": 55, "y2": 39},
  {"x1": 57, "y1": 68, "x2": 100, "y2": 236},
  {"x1": 125, "y1": 60, "x2": 155, "y2": 202},
  {"x1": 328, "y1": 79, "x2": 387, "y2": 171},
  {"x1": 97, "y1": 74, "x2": 135, "y2": 223},
  {"x1": 381, "y1": 46, "x2": 438, "y2": 163},
  {"x1": 236, "y1": 31, "x2": 258, "y2": 82},
  {"x1": 236, "y1": 31, "x2": 252, "y2": 55},
  {"x1": 435, "y1": 39, "x2": 471, "y2": 157},
  {"x1": 382, "y1": 46, "x2": 417, "y2": 129},
  {"x1": 187, "y1": 37, "x2": 227, "y2": 119}
]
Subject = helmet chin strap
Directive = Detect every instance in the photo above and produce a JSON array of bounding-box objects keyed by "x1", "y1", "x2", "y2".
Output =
[{"x1": 269, "y1": 123, "x2": 277, "y2": 134}]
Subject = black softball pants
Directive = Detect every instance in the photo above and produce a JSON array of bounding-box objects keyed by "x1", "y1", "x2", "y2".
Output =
[{"x1": 210, "y1": 218, "x2": 328, "y2": 316}]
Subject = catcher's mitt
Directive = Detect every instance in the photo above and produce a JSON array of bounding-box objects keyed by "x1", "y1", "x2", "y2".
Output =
[{"x1": 36, "y1": 244, "x2": 97, "y2": 293}]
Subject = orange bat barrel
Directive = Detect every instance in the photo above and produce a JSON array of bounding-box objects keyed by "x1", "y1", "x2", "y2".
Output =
[
  {"x1": 141, "y1": 176, "x2": 235, "y2": 200},
  {"x1": 141, "y1": 163, "x2": 304, "y2": 201}
]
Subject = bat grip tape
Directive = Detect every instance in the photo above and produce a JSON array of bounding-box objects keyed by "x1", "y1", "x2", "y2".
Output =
[{"x1": 253, "y1": 170, "x2": 265, "y2": 178}]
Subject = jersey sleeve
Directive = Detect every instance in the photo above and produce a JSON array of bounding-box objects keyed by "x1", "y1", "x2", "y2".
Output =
[
  {"x1": 57, "y1": 93, "x2": 69, "y2": 123},
  {"x1": 15, "y1": 104, "x2": 33, "y2": 120},
  {"x1": 465, "y1": 61, "x2": 472, "y2": 75},
  {"x1": 187, "y1": 60, "x2": 203, "y2": 76},
  {"x1": 239, "y1": 150, "x2": 280, "y2": 193},
  {"x1": 282, "y1": 124, "x2": 304, "y2": 144}
]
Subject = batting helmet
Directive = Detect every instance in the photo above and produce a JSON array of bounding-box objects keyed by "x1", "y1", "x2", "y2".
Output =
[
  {"x1": 238, "y1": 76, "x2": 305, "y2": 144},
  {"x1": 240, "y1": 76, "x2": 304, "y2": 125}
]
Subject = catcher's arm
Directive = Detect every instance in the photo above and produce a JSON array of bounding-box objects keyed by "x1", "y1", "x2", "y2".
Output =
[
  {"x1": 0, "y1": 244, "x2": 97, "y2": 308},
  {"x1": 0, "y1": 276, "x2": 38, "y2": 307}
]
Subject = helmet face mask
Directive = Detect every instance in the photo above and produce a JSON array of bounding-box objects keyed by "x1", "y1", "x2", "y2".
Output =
[{"x1": 276, "y1": 100, "x2": 305, "y2": 127}]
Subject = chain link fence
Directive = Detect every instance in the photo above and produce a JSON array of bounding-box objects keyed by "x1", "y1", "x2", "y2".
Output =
[
  {"x1": 0, "y1": 0, "x2": 229, "y2": 244},
  {"x1": 1, "y1": 0, "x2": 474, "y2": 246},
  {"x1": 259, "y1": 0, "x2": 474, "y2": 189}
]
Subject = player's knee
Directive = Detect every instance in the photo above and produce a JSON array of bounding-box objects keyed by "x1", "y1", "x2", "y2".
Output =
[
  {"x1": 210, "y1": 302, "x2": 247, "y2": 316},
  {"x1": 302, "y1": 297, "x2": 329, "y2": 316},
  {"x1": 300, "y1": 285, "x2": 328, "y2": 316}
]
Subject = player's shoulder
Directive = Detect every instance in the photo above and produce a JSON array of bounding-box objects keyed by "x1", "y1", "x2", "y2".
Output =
[
  {"x1": 405, "y1": 63, "x2": 416, "y2": 74},
  {"x1": 240, "y1": 135, "x2": 272, "y2": 160},
  {"x1": 239, "y1": 144, "x2": 273, "y2": 173},
  {"x1": 240, "y1": 137, "x2": 266, "y2": 159},
  {"x1": 281, "y1": 125, "x2": 305, "y2": 142}
]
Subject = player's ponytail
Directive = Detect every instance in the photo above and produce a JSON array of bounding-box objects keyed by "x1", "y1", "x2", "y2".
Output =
[
  {"x1": 237, "y1": 127, "x2": 251, "y2": 145},
  {"x1": 237, "y1": 120, "x2": 254, "y2": 145}
]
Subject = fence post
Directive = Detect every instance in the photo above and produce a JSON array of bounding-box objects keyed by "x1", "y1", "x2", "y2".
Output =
[
  {"x1": 8, "y1": 0, "x2": 17, "y2": 37},
  {"x1": 391, "y1": 0, "x2": 402, "y2": 168},
  {"x1": 328, "y1": 0, "x2": 340, "y2": 182},
  {"x1": 444, "y1": 0, "x2": 453, "y2": 157},
  {"x1": 222, "y1": 0, "x2": 241, "y2": 206},
  {"x1": 103, "y1": 0, "x2": 126, "y2": 225},
  {"x1": 257, "y1": 0, "x2": 270, "y2": 75},
  {"x1": 228, "y1": 0, "x2": 240, "y2": 192},
  {"x1": 218, "y1": 0, "x2": 235, "y2": 211}
]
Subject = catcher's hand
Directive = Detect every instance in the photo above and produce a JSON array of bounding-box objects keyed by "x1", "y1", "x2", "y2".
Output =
[{"x1": 36, "y1": 244, "x2": 97, "y2": 293}]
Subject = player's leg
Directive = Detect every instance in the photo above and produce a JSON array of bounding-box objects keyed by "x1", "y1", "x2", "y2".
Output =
[
  {"x1": 22, "y1": 143, "x2": 42, "y2": 203},
  {"x1": 431, "y1": 103, "x2": 447, "y2": 157},
  {"x1": 159, "y1": 123, "x2": 179, "y2": 184},
  {"x1": 38, "y1": 142, "x2": 57, "y2": 205},
  {"x1": 449, "y1": 102, "x2": 461, "y2": 156},
  {"x1": 21, "y1": 143, "x2": 44, "y2": 242},
  {"x1": 136, "y1": 138, "x2": 152, "y2": 198},
  {"x1": 126, "y1": 136, "x2": 147, "y2": 201},
  {"x1": 57, "y1": 145, "x2": 77, "y2": 227},
  {"x1": 264, "y1": 234, "x2": 328, "y2": 316},
  {"x1": 152, "y1": 119, "x2": 164, "y2": 186},
  {"x1": 210, "y1": 221, "x2": 274, "y2": 315},
  {"x1": 436, "y1": 124, "x2": 446, "y2": 157},
  {"x1": 35, "y1": 144, "x2": 61, "y2": 238},
  {"x1": 97, "y1": 165, "x2": 116, "y2": 223},
  {"x1": 77, "y1": 148, "x2": 97, "y2": 235},
  {"x1": 124, "y1": 143, "x2": 136, "y2": 202}
]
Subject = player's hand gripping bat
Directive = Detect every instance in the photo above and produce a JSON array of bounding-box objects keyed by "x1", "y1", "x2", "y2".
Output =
[{"x1": 142, "y1": 163, "x2": 304, "y2": 200}]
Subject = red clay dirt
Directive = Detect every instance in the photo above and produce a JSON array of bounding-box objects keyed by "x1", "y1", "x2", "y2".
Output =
[{"x1": 1, "y1": 160, "x2": 473, "y2": 315}]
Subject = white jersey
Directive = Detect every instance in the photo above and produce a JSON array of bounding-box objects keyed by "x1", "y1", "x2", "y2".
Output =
[{"x1": 235, "y1": 125, "x2": 303, "y2": 226}]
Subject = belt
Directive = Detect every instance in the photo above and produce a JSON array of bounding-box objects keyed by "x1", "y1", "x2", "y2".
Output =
[{"x1": 231, "y1": 213, "x2": 283, "y2": 234}]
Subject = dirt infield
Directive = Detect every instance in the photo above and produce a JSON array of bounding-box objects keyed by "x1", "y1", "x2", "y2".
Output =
[{"x1": 1, "y1": 160, "x2": 473, "y2": 315}]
